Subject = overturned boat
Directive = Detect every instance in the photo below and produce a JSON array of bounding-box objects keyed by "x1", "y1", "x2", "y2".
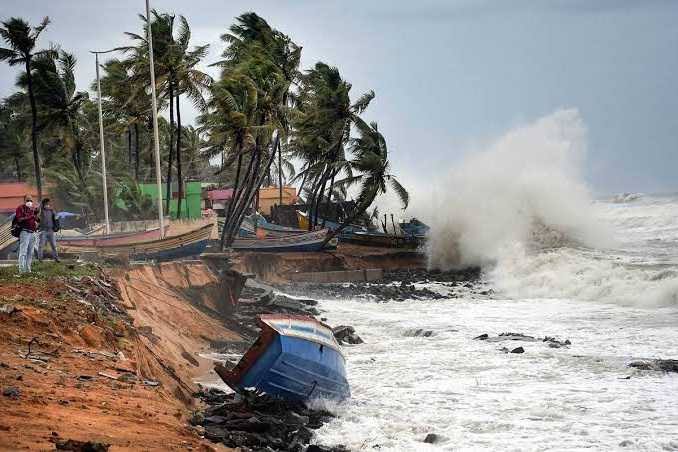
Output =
[{"x1": 215, "y1": 314, "x2": 350, "y2": 402}]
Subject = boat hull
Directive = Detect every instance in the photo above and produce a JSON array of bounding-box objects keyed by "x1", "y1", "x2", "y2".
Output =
[
  {"x1": 57, "y1": 227, "x2": 165, "y2": 247},
  {"x1": 230, "y1": 228, "x2": 336, "y2": 252},
  {"x1": 216, "y1": 315, "x2": 349, "y2": 401},
  {"x1": 58, "y1": 224, "x2": 212, "y2": 261}
]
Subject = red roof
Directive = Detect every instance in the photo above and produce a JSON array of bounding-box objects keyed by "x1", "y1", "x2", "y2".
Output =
[
  {"x1": 0, "y1": 182, "x2": 39, "y2": 213},
  {"x1": 207, "y1": 189, "x2": 233, "y2": 201}
]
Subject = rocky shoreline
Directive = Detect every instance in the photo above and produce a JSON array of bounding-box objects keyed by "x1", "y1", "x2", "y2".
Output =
[{"x1": 275, "y1": 267, "x2": 484, "y2": 302}]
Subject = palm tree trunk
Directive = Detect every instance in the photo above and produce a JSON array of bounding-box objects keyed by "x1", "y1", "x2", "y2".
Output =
[
  {"x1": 297, "y1": 167, "x2": 308, "y2": 199},
  {"x1": 221, "y1": 149, "x2": 256, "y2": 246},
  {"x1": 220, "y1": 148, "x2": 242, "y2": 250},
  {"x1": 322, "y1": 169, "x2": 338, "y2": 227},
  {"x1": 25, "y1": 58, "x2": 43, "y2": 200},
  {"x1": 313, "y1": 167, "x2": 331, "y2": 228},
  {"x1": 165, "y1": 81, "x2": 175, "y2": 214},
  {"x1": 134, "y1": 123, "x2": 140, "y2": 181},
  {"x1": 127, "y1": 126, "x2": 132, "y2": 169},
  {"x1": 278, "y1": 140, "x2": 283, "y2": 206},
  {"x1": 15, "y1": 156, "x2": 22, "y2": 181},
  {"x1": 321, "y1": 192, "x2": 376, "y2": 247},
  {"x1": 225, "y1": 133, "x2": 280, "y2": 247},
  {"x1": 176, "y1": 93, "x2": 184, "y2": 219}
]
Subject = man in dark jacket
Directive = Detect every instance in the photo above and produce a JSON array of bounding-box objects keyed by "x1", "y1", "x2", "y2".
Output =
[
  {"x1": 15, "y1": 195, "x2": 39, "y2": 273},
  {"x1": 38, "y1": 198, "x2": 60, "y2": 262}
]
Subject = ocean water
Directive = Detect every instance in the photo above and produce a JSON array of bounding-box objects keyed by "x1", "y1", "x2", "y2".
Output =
[{"x1": 312, "y1": 194, "x2": 678, "y2": 451}]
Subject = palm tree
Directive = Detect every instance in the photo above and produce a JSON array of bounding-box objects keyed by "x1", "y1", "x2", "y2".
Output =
[
  {"x1": 0, "y1": 17, "x2": 53, "y2": 199},
  {"x1": 26, "y1": 51, "x2": 90, "y2": 183},
  {"x1": 98, "y1": 58, "x2": 151, "y2": 180},
  {"x1": 171, "y1": 16, "x2": 211, "y2": 217},
  {"x1": 290, "y1": 62, "x2": 374, "y2": 228},
  {"x1": 210, "y1": 12, "x2": 299, "y2": 248},
  {"x1": 123, "y1": 11, "x2": 210, "y2": 218},
  {"x1": 0, "y1": 98, "x2": 29, "y2": 180},
  {"x1": 321, "y1": 120, "x2": 409, "y2": 247}
]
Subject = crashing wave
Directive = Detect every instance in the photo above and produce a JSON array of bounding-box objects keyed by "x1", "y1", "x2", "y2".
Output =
[{"x1": 612, "y1": 192, "x2": 643, "y2": 203}]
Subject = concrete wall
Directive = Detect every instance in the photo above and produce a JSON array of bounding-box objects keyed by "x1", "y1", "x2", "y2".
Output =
[{"x1": 287, "y1": 268, "x2": 383, "y2": 283}]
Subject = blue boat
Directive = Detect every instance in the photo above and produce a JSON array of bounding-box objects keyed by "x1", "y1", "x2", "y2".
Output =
[{"x1": 215, "y1": 314, "x2": 350, "y2": 401}]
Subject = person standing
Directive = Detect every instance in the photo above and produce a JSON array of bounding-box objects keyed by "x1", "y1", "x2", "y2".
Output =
[
  {"x1": 15, "y1": 195, "x2": 39, "y2": 273},
  {"x1": 38, "y1": 198, "x2": 60, "y2": 262}
]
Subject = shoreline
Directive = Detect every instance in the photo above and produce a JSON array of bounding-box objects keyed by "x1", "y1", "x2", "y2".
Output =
[{"x1": 0, "y1": 246, "x2": 457, "y2": 451}]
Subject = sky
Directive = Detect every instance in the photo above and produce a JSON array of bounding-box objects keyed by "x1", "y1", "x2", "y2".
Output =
[{"x1": 1, "y1": 0, "x2": 677, "y2": 195}]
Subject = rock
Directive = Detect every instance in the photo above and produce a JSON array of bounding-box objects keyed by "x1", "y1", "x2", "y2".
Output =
[
  {"x1": 510, "y1": 347, "x2": 525, "y2": 354},
  {"x1": 2, "y1": 387, "x2": 20, "y2": 399},
  {"x1": 424, "y1": 433, "x2": 445, "y2": 444},
  {"x1": 619, "y1": 440, "x2": 634, "y2": 447},
  {"x1": 629, "y1": 359, "x2": 678, "y2": 373},
  {"x1": 55, "y1": 439, "x2": 110, "y2": 451},
  {"x1": 333, "y1": 325, "x2": 364, "y2": 345},
  {"x1": 404, "y1": 329, "x2": 435, "y2": 337},
  {"x1": 473, "y1": 334, "x2": 488, "y2": 340}
]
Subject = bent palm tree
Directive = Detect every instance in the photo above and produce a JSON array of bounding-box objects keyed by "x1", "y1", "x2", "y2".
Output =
[
  {"x1": 0, "y1": 16, "x2": 53, "y2": 199},
  {"x1": 321, "y1": 120, "x2": 409, "y2": 247}
]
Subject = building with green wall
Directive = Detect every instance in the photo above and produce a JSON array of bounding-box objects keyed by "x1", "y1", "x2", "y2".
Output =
[{"x1": 138, "y1": 182, "x2": 202, "y2": 219}]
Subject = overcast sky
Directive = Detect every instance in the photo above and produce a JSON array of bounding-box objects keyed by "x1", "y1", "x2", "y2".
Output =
[{"x1": 1, "y1": 0, "x2": 677, "y2": 195}]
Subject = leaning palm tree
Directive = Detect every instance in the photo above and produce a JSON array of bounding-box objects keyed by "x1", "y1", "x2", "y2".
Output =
[
  {"x1": 0, "y1": 17, "x2": 53, "y2": 199},
  {"x1": 26, "y1": 51, "x2": 90, "y2": 183},
  {"x1": 321, "y1": 120, "x2": 409, "y2": 247},
  {"x1": 290, "y1": 62, "x2": 374, "y2": 229},
  {"x1": 210, "y1": 13, "x2": 299, "y2": 248}
]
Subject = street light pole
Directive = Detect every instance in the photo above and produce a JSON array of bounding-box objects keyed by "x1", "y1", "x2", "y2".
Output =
[
  {"x1": 146, "y1": 0, "x2": 165, "y2": 238},
  {"x1": 90, "y1": 50, "x2": 116, "y2": 235}
]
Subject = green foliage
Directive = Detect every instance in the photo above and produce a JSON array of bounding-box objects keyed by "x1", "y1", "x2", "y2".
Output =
[{"x1": 0, "y1": 11, "x2": 408, "y2": 238}]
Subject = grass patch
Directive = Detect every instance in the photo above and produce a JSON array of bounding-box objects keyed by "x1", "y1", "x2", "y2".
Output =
[{"x1": 0, "y1": 261, "x2": 99, "y2": 283}]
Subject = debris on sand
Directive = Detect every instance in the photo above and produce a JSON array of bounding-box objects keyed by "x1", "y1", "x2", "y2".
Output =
[{"x1": 54, "y1": 438, "x2": 110, "y2": 451}]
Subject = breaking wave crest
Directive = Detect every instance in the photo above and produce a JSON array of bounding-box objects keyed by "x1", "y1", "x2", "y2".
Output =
[
  {"x1": 424, "y1": 109, "x2": 678, "y2": 307},
  {"x1": 426, "y1": 108, "x2": 608, "y2": 269}
]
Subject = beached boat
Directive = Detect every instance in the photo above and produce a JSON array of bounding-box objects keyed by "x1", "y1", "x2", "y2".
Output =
[
  {"x1": 58, "y1": 224, "x2": 212, "y2": 261},
  {"x1": 0, "y1": 219, "x2": 17, "y2": 256},
  {"x1": 340, "y1": 230, "x2": 420, "y2": 248},
  {"x1": 239, "y1": 216, "x2": 307, "y2": 238},
  {"x1": 57, "y1": 226, "x2": 167, "y2": 247},
  {"x1": 215, "y1": 314, "x2": 350, "y2": 401},
  {"x1": 231, "y1": 228, "x2": 336, "y2": 252}
]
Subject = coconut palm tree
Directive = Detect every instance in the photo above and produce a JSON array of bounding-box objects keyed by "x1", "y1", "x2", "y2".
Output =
[
  {"x1": 24, "y1": 51, "x2": 90, "y2": 183},
  {"x1": 290, "y1": 62, "x2": 374, "y2": 228},
  {"x1": 123, "y1": 11, "x2": 210, "y2": 217},
  {"x1": 0, "y1": 17, "x2": 54, "y2": 199},
  {"x1": 321, "y1": 120, "x2": 409, "y2": 247},
  {"x1": 171, "y1": 16, "x2": 211, "y2": 217},
  {"x1": 210, "y1": 13, "x2": 300, "y2": 248}
]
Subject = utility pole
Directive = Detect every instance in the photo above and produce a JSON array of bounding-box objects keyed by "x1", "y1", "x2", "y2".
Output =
[
  {"x1": 91, "y1": 49, "x2": 118, "y2": 235},
  {"x1": 146, "y1": 0, "x2": 165, "y2": 238}
]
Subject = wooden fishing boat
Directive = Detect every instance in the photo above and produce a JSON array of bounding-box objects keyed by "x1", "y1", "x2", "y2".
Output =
[
  {"x1": 57, "y1": 226, "x2": 167, "y2": 247},
  {"x1": 215, "y1": 314, "x2": 350, "y2": 402},
  {"x1": 59, "y1": 224, "x2": 212, "y2": 261},
  {"x1": 230, "y1": 228, "x2": 336, "y2": 252},
  {"x1": 340, "y1": 230, "x2": 420, "y2": 248},
  {"x1": 0, "y1": 219, "x2": 17, "y2": 257},
  {"x1": 239, "y1": 217, "x2": 307, "y2": 238}
]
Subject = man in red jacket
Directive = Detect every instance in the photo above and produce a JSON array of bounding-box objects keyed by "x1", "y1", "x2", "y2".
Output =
[{"x1": 15, "y1": 195, "x2": 39, "y2": 273}]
